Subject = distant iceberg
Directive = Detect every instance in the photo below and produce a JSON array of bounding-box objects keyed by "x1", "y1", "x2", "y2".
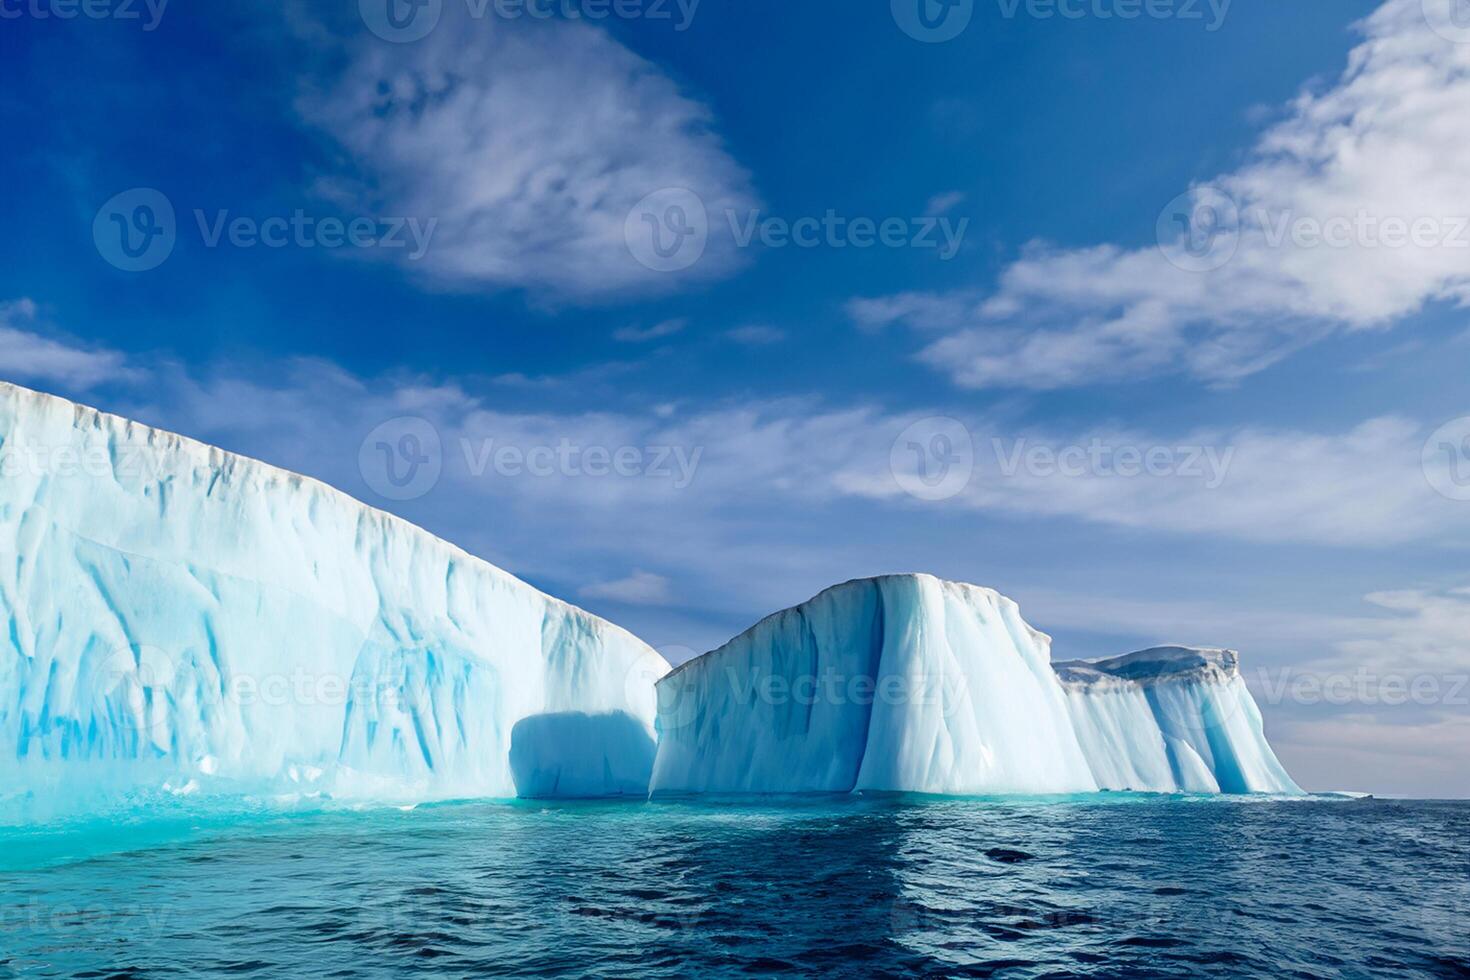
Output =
[
  {"x1": 0, "y1": 383, "x2": 668, "y2": 805},
  {"x1": 651, "y1": 575, "x2": 1299, "y2": 797},
  {"x1": 1056, "y1": 647, "x2": 1300, "y2": 794}
]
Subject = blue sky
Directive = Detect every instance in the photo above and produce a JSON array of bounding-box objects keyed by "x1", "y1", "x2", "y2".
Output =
[{"x1": 4, "y1": 0, "x2": 1470, "y2": 796}]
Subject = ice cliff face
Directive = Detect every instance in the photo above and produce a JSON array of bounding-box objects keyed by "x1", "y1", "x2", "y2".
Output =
[
  {"x1": 1056, "y1": 648, "x2": 1301, "y2": 794},
  {"x1": 0, "y1": 382, "x2": 669, "y2": 804},
  {"x1": 651, "y1": 576, "x2": 1300, "y2": 797},
  {"x1": 651, "y1": 575, "x2": 1099, "y2": 796},
  {"x1": 0, "y1": 383, "x2": 1298, "y2": 807}
]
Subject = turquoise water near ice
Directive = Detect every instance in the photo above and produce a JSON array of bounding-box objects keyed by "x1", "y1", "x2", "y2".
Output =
[{"x1": 1, "y1": 795, "x2": 1466, "y2": 978}]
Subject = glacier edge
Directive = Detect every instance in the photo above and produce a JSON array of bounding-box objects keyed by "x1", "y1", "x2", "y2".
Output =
[{"x1": 0, "y1": 381, "x2": 670, "y2": 806}]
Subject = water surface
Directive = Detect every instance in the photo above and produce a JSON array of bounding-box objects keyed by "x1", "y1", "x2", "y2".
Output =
[{"x1": 1, "y1": 795, "x2": 1465, "y2": 978}]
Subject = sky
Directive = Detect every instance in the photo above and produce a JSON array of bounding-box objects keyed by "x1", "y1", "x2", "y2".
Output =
[{"x1": 2, "y1": 0, "x2": 1469, "y2": 796}]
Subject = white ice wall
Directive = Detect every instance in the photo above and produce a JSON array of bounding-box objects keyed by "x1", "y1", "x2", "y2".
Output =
[
  {"x1": 651, "y1": 575, "x2": 1099, "y2": 796},
  {"x1": 0, "y1": 383, "x2": 669, "y2": 803},
  {"x1": 1056, "y1": 649, "x2": 1301, "y2": 794},
  {"x1": 653, "y1": 579, "x2": 1301, "y2": 797}
]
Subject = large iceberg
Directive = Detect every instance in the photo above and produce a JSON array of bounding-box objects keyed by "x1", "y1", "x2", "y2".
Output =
[
  {"x1": 651, "y1": 575, "x2": 1299, "y2": 796},
  {"x1": 0, "y1": 383, "x2": 1299, "y2": 808},
  {"x1": 0, "y1": 382, "x2": 669, "y2": 804}
]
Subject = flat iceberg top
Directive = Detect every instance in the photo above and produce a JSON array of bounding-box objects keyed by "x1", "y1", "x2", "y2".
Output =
[
  {"x1": 1054, "y1": 646, "x2": 1240, "y2": 688},
  {"x1": 663, "y1": 573, "x2": 1051, "y2": 683},
  {"x1": 0, "y1": 381, "x2": 635, "y2": 640}
]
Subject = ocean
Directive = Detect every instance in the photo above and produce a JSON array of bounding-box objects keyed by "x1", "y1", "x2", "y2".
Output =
[{"x1": 2, "y1": 794, "x2": 1465, "y2": 978}]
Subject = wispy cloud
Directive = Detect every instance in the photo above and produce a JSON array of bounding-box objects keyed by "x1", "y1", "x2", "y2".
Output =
[
  {"x1": 724, "y1": 324, "x2": 786, "y2": 345},
  {"x1": 924, "y1": 191, "x2": 966, "y2": 215},
  {"x1": 580, "y1": 570, "x2": 674, "y2": 606},
  {"x1": 296, "y1": 12, "x2": 755, "y2": 301},
  {"x1": 614, "y1": 318, "x2": 687, "y2": 343},
  {"x1": 855, "y1": 0, "x2": 1470, "y2": 389},
  {"x1": 0, "y1": 299, "x2": 139, "y2": 390}
]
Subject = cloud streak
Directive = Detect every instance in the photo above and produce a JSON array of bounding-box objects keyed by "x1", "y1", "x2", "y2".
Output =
[{"x1": 855, "y1": 0, "x2": 1470, "y2": 389}]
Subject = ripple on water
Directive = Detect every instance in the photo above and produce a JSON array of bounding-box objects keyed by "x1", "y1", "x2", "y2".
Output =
[{"x1": 0, "y1": 797, "x2": 1466, "y2": 978}]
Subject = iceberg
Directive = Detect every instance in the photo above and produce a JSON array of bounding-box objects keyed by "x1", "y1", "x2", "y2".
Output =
[
  {"x1": 0, "y1": 383, "x2": 1298, "y2": 808},
  {"x1": 0, "y1": 382, "x2": 669, "y2": 804},
  {"x1": 1056, "y1": 647, "x2": 1301, "y2": 794},
  {"x1": 650, "y1": 575, "x2": 1300, "y2": 796}
]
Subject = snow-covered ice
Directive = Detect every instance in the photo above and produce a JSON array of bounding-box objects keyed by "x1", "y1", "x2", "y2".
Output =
[
  {"x1": 0, "y1": 382, "x2": 669, "y2": 804},
  {"x1": 0, "y1": 383, "x2": 1299, "y2": 808},
  {"x1": 651, "y1": 575, "x2": 1300, "y2": 796}
]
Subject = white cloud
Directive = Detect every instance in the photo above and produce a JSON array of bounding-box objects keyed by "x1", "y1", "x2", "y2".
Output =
[
  {"x1": 924, "y1": 191, "x2": 966, "y2": 215},
  {"x1": 839, "y1": 414, "x2": 1459, "y2": 547},
  {"x1": 1272, "y1": 714, "x2": 1470, "y2": 797},
  {"x1": 724, "y1": 324, "x2": 786, "y2": 345},
  {"x1": 614, "y1": 318, "x2": 687, "y2": 343},
  {"x1": 856, "y1": 0, "x2": 1470, "y2": 389},
  {"x1": 0, "y1": 299, "x2": 138, "y2": 390},
  {"x1": 297, "y1": 13, "x2": 755, "y2": 300},
  {"x1": 1332, "y1": 586, "x2": 1470, "y2": 675},
  {"x1": 580, "y1": 570, "x2": 674, "y2": 606}
]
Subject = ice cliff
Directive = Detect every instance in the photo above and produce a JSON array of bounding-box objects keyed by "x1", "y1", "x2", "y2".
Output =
[
  {"x1": 0, "y1": 382, "x2": 669, "y2": 804},
  {"x1": 650, "y1": 575, "x2": 1300, "y2": 796},
  {"x1": 0, "y1": 383, "x2": 1299, "y2": 807}
]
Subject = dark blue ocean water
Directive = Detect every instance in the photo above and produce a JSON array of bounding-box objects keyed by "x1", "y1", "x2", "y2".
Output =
[{"x1": 0, "y1": 795, "x2": 1465, "y2": 978}]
